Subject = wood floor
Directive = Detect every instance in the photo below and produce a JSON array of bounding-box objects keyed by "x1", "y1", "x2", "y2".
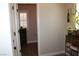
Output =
[
  {"x1": 21, "y1": 42, "x2": 66, "y2": 56},
  {"x1": 21, "y1": 43, "x2": 38, "y2": 56}
]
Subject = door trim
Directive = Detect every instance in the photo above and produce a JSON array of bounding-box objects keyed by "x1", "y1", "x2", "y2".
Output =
[{"x1": 37, "y1": 4, "x2": 40, "y2": 56}]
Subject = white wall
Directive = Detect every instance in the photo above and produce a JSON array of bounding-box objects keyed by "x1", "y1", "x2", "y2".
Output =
[
  {"x1": 37, "y1": 3, "x2": 67, "y2": 55},
  {"x1": 0, "y1": 3, "x2": 13, "y2": 56}
]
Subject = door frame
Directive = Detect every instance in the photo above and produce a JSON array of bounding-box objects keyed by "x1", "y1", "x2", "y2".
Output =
[
  {"x1": 10, "y1": 3, "x2": 40, "y2": 56},
  {"x1": 37, "y1": 3, "x2": 40, "y2": 56},
  {"x1": 14, "y1": 4, "x2": 22, "y2": 56},
  {"x1": 9, "y1": 3, "x2": 21, "y2": 56}
]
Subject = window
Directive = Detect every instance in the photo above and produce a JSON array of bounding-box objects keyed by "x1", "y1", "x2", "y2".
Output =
[{"x1": 20, "y1": 12, "x2": 27, "y2": 28}]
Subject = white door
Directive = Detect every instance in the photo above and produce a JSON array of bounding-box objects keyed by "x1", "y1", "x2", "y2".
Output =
[{"x1": 9, "y1": 3, "x2": 21, "y2": 56}]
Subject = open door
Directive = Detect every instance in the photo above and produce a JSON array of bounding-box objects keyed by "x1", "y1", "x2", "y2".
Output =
[
  {"x1": 10, "y1": 3, "x2": 38, "y2": 56},
  {"x1": 17, "y1": 4, "x2": 38, "y2": 56}
]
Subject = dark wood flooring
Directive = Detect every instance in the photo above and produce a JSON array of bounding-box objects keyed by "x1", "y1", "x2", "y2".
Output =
[{"x1": 21, "y1": 43, "x2": 38, "y2": 56}]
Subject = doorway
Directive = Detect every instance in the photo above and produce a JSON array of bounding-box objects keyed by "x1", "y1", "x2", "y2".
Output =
[{"x1": 18, "y1": 4, "x2": 38, "y2": 56}]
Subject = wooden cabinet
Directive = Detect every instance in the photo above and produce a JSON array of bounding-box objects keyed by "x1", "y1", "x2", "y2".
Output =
[{"x1": 65, "y1": 34, "x2": 79, "y2": 56}]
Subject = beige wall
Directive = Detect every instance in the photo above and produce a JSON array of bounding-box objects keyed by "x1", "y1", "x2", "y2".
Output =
[{"x1": 37, "y1": 3, "x2": 67, "y2": 55}]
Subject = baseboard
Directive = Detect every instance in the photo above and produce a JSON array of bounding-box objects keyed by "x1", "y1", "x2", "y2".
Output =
[
  {"x1": 27, "y1": 40, "x2": 37, "y2": 44},
  {"x1": 0, "y1": 54, "x2": 7, "y2": 56},
  {"x1": 40, "y1": 51, "x2": 65, "y2": 56}
]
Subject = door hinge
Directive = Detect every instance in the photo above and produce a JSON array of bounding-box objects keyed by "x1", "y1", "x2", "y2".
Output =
[
  {"x1": 17, "y1": 9, "x2": 18, "y2": 12},
  {"x1": 13, "y1": 40, "x2": 14, "y2": 43},
  {"x1": 20, "y1": 49, "x2": 21, "y2": 52},
  {"x1": 12, "y1": 6, "x2": 14, "y2": 10},
  {"x1": 14, "y1": 32, "x2": 16, "y2": 36}
]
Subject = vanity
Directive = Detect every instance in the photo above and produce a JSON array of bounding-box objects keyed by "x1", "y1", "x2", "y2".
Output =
[{"x1": 65, "y1": 30, "x2": 79, "y2": 56}]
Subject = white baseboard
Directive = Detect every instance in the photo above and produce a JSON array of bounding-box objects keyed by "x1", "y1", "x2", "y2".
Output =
[
  {"x1": 0, "y1": 54, "x2": 7, "y2": 56},
  {"x1": 27, "y1": 40, "x2": 37, "y2": 44},
  {"x1": 40, "y1": 51, "x2": 65, "y2": 56}
]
